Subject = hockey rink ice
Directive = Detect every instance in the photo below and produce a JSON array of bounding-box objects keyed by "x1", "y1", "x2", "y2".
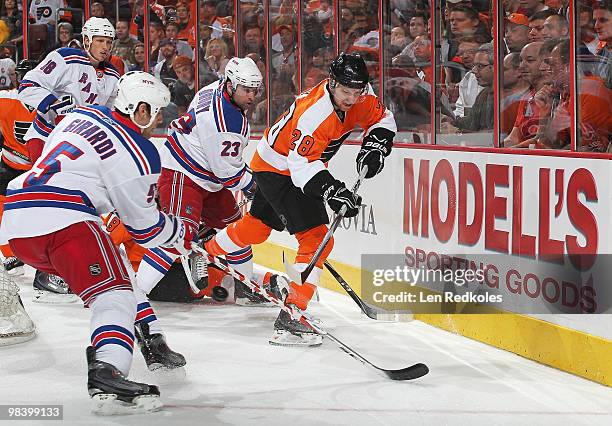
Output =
[{"x1": 1, "y1": 266, "x2": 611, "y2": 425}]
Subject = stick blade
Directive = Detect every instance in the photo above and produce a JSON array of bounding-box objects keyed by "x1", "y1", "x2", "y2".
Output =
[{"x1": 383, "y1": 363, "x2": 429, "y2": 381}]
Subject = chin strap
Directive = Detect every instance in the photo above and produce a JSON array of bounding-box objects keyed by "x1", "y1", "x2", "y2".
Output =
[{"x1": 130, "y1": 111, "x2": 156, "y2": 130}]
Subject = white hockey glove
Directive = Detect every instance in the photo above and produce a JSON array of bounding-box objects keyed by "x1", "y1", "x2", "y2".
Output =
[
  {"x1": 48, "y1": 95, "x2": 76, "y2": 116},
  {"x1": 357, "y1": 128, "x2": 395, "y2": 179},
  {"x1": 162, "y1": 215, "x2": 195, "y2": 256}
]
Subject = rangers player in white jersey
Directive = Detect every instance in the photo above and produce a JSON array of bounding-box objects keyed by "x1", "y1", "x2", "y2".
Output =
[
  {"x1": 19, "y1": 16, "x2": 119, "y2": 162},
  {"x1": 0, "y1": 72, "x2": 193, "y2": 415},
  {"x1": 136, "y1": 57, "x2": 266, "y2": 305}
]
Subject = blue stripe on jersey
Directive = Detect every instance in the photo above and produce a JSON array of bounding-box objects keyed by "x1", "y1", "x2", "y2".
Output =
[
  {"x1": 56, "y1": 47, "x2": 89, "y2": 59},
  {"x1": 75, "y1": 106, "x2": 161, "y2": 176},
  {"x1": 65, "y1": 60, "x2": 92, "y2": 67},
  {"x1": 5, "y1": 185, "x2": 97, "y2": 215},
  {"x1": 32, "y1": 116, "x2": 52, "y2": 138},
  {"x1": 123, "y1": 211, "x2": 166, "y2": 244},
  {"x1": 220, "y1": 91, "x2": 247, "y2": 135},
  {"x1": 18, "y1": 79, "x2": 41, "y2": 94},
  {"x1": 38, "y1": 93, "x2": 58, "y2": 113},
  {"x1": 212, "y1": 91, "x2": 222, "y2": 133}
]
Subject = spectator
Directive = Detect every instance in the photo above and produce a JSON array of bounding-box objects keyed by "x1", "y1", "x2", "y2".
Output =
[
  {"x1": 28, "y1": 0, "x2": 67, "y2": 51},
  {"x1": 541, "y1": 14, "x2": 569, "y2": 40},
  {"x1": 505, "y1": 13, "x2": 530, "y2": 52},
  {"x1": 272, "y1": 25, "x2": 297, "y2": 82},
  {"x1": 413, "y1": 35, "x2": 434, "y2": 84},
  {"x1": 593, "y1": 0, "x2": 611, "y2": 88},
  {"x1": 130, "y1": 0, "x2": 145, "y2": 41},
  {"x1": 175, "y1": 1, "x2": 194, "y2": 42},
  {"x1": 170, "y1": 55, "x2": 195, "y2": 115},
  {"x1": 243, "y1": 23, "x2": 265, "y2": 59},
  {"x1": 90, "y1": 2, "x2": 105, "y2": 18},
  {"x1": 501, "y1": 51, "x2": 530, "y2": 137},
  {"x1": 389, "y1": 26, "x2": 408, "y2": 56},
  {"x1": 528, "y1": 10, "x2": 557, "y2": 41},
  {"x1": 451, "y1": 45, "x2": 495, "y2": 132},
  {"x1": 536, "y1": 39, "x2": 611, "y2": 150},
  {"x1": 128, "y1": 42, "x2": 145, "y2": 71},
  {"x1": 518, "y1": 0, "x2": 547, "y2": 17},
  {"x1": 446, "y1": 5, "x2": 491, "y2": 67},
  {"x1": 1, "y1": 0, "x2": 23, "y2": 46},
  {"x1": 165, "y1": 22, "x2": 193, "y2": 59},
  {"x1": 453, "y1": 37, "x2": 484, "y2": 117},
  {"x1": 205, "y1": 37, "x2": 229, "y2": 77},
  {"x1": 56, "y1": 21, "x2": 73, "y2": 47},
  {"x1": 409, "y1": 13, "x2": 428, "y2": 41},
  {"x1": 504, "y1": 41, "x2": 546, "y2": 147},
  {"x1": 111, "y1": 19, "x2": 139, "y2": 63},
  {"x1": 153, "y1": 38, "x2": 178, "y2": 84},
  {"x1": 149, "y1": 21, "x2": 165, "y2": 68},
  {"x1": 199, "y1": 0, "x2": 228, "y2": 40},
  {"x1": 579, "y1": 4, "x2": 599, "y2": 55},
  {"x1": 503, "y1": 0, "x2": 521, "y2": 14}
]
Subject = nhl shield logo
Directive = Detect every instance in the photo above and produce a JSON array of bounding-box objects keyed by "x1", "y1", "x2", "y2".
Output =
[
  {"x1": 89, "y1": 263, "x2": 102, "y2": 276},
  {"x1": 185, "y1": 205, "x2": 193, "y2": 214}
]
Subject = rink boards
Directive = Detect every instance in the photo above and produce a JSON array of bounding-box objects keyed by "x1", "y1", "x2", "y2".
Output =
[{"x1": 242, "y1": 139, "x2": 612, "y2": 386}]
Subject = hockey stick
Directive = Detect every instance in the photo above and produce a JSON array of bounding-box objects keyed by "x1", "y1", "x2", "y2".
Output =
[
  {"x1": 324, "y1": 261, "x2": 413, "y2": 322},
  {"x1": 191, "y1": 244, "x2": 429, "y2": 381},
  {"x1": 180, "y1": 196, "x2": 252, "y2": 294},
  {"x1": 283, "y1": 166, "x2": 368, "y2": 285}
]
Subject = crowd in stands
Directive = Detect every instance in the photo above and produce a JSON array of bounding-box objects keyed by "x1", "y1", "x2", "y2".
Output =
[{"x1": 0, "y1": 0, "x2": 610, "y2": 149}]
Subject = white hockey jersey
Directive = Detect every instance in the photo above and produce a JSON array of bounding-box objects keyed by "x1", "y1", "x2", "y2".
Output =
[
  {"x1": 18, "y1": 47, "x2": 120, "y2": 142},
  {"x1": 162, "y1": 80, "x2": 254, "y2": 193},
  {"x1": 28, "y1": 0, "x2": 66, "y2": 25},
  {"x1": 0, "y1": 105, "x2": 176, "y2": 249}
]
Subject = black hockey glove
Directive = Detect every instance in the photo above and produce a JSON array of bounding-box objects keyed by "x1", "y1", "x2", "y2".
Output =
[
  {"x1": 325, "y1": 183, "x2": 362, "y2": 218},
  {"x1": 304, "y1": 170, "x2": 362, "y2": 218},
  {"x1": 357, "y1": 128, "x2": 395, "y2": 179}
]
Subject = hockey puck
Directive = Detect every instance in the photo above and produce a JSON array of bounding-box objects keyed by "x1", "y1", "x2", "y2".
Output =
[{"x1": 211, "y1": 286, "x2": 229, "y2": 302}]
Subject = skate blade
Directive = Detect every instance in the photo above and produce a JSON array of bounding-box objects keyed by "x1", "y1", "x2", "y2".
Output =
[
  {"x1": 149, "y1": 365, "x2": 187, "y2": 384},
  {"x1": 32, "y1": 290, "x2": 80, "y2": 304},
  {"x1": 0, "y1": 331, "x2": 36, "y2": 346},
  {"x1": 235, "y1": 297, "x2": 275, "y2": 307},
  {"x1": 269, "y1": 330, "x2": 323, "y2": 347},
  {"x1": 91, "y1": 393, "x2": 163, "y2": 416}
]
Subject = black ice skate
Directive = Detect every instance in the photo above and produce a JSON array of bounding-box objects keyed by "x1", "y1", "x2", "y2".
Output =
[
  {"x1": 135, "y1": 322, "x2": 186, "y2": 372},
  {"x1": 32, "y1": 270, "x2": 79, "y2": 304},
  {"x1": 3, "y1": 256, "x2": 24, "y2": 277},
  {"x1": 86, "y1": 346, "x2": 162, "y2": 415},
  {"x1": 269, "y1": 309, "x2": 323, "y2": 347}
]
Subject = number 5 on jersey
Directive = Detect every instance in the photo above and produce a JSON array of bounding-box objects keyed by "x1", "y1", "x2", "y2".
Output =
[
  {"x1": 24, "y1": 142, "x2": 84, "y2": 187},
  {"x1": 289, "y1": 129, "x2": 314, "y2": 156}
]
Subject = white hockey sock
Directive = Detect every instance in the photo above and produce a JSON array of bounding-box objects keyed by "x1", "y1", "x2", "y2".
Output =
[
  {"x1": 294, "y1": 263, "x2": 322, "y2": 285},
  {"x1": 226, "y1": 246, "x2": 253, "y2": 281},
  {"x1": 132, "y1": 285, "x2": 163, "y2": 335},
  {"x1": 136, "y1": 247, "x2": 179, "y2": 294},
  {"x1": 89, "y1": 290, "x2": 137, "y2": 376}
]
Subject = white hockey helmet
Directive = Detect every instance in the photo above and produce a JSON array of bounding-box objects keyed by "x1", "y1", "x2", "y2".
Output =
[
  {"x1": 114, "y1": 71, "x2": 170, "y2": 129},
  {"x1": 224, "y1": 57, "x2": 263, "y2": 89},
  {"x1": 82, "y1": 17, "x2": 115, "y2": 41}
]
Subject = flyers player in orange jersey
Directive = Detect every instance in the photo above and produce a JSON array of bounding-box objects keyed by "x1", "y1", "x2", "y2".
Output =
[
  {"x1": 0, "y1": 59, "x2": 37, "y2": 276},
  {"x1": 205, "y1": 52, "x2": 397, "y2": 346}
]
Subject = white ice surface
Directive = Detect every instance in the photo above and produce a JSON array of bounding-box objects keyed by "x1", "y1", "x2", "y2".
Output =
[{"x1": 1, "y1": 266, "x2": 611, "y2": 425}]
